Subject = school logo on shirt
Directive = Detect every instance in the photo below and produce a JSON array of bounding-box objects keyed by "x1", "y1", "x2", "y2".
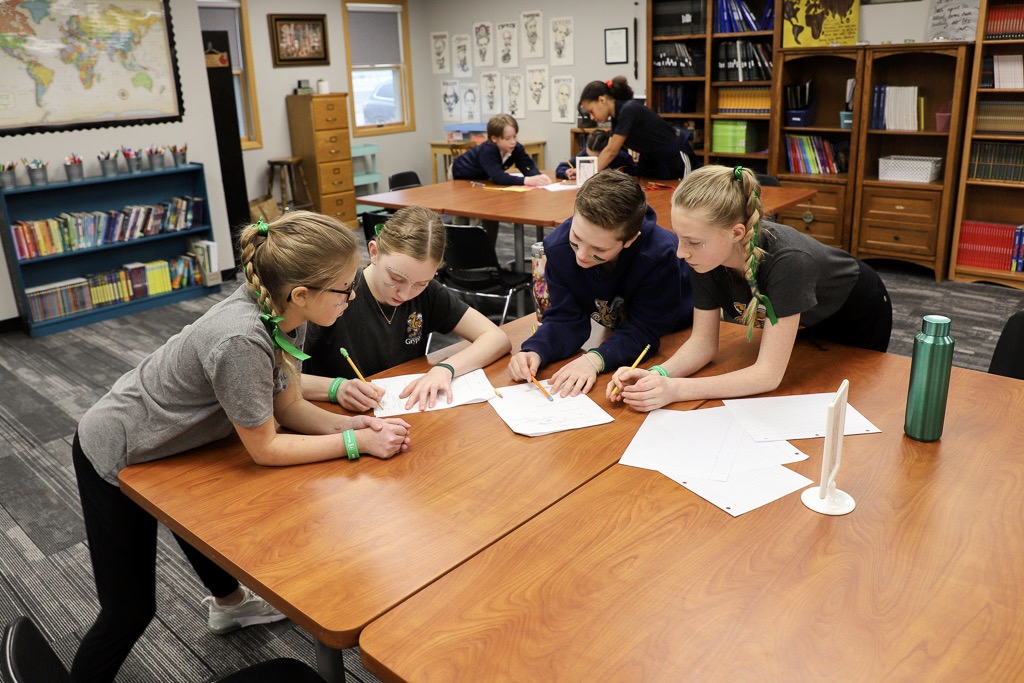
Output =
[
  {"x1": 592, "y1": 296, "x2": 625, "y2": 329},
  {"x1": 404, "y1": 313, "x2": 424, "y2": 345},
  {"x1": 733, "y1": 301, "x2": 767, "y2": 327}
]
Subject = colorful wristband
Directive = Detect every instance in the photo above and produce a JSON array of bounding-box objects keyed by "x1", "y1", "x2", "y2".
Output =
[
  {"x1": 327, "y1": 377, "x2": 345, "y2": 404},
  {"x1": 648, "y1": 364, "x2": 669, "y2": 377},
  {"x1": 436, "y1": 362, "x2": 455, "y2": 378},
  {"x1": 342, "y1": 429, "x2": 360, "y2": 460},
  {"x1": 586, "y1": 349, "x2": 605, "y2": 372},
  {"x1": 581, "y1": 352, "x2": 601, "y2": 373}
]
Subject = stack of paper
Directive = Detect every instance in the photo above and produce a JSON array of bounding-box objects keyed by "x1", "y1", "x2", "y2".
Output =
[
  {"x1": 488, "y1": 380, "x2": 613, "y2": 437},
  {"x1": 372, "y1": 368, "x2": 498, "y2": 417}
]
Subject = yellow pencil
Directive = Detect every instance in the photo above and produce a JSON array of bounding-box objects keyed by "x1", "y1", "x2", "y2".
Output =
[
  {"x1": 530, "y1": 375, "x2": 554, "y2": 402},
  {"x1": 610, "y1": 343, "x2": 651, "y2": 396},
  {"x1": 339, "y1": 347, "x2": 381, "y2": 407},
  {"x1": 494, "y1": 388, "x2": 504, "y2": 399}
]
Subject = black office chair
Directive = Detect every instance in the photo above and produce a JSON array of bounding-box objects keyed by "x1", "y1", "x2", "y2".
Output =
[
  {"x1": 437, "y1": 224, "x2": 532, "y2": 325},
  {"x1": 755, "y1": 173, "x2": 781, "y2": 186},
  {"x1": 388, "y1": 171, "x2": 422, "y2": 191},
  {"x1": 1, "y1": 616, "x2": 325, "y2": 683},
  {"x1": 988, "y1": 310, "x2": 1024, "y2": 379}
]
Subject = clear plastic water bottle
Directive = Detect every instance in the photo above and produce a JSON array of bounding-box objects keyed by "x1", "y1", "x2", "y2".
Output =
[{"x1": 904, "y1": 315, "x2": 954, "y2": 442}]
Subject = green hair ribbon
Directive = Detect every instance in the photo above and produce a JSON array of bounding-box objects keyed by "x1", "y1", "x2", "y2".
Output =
[
  {"x1": 260, "y1": 313, "x2": 311, "y2": 361},
  {"x1": 256, "y1": 217, "x2": 269, "y2": 236},
  {"x1": 745, "y1": 220, "x2": 778, "y2": 341}
]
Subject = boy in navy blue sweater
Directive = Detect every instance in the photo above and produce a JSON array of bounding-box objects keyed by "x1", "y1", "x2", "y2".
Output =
[
  {"x1": 452, "y1": 114, "x2": 552, "y2": 187},
  {"x1": 556, "y1": 129, "x2": 637, "y2": 180},
  {"x1": 509, "y1": 172, "x2": 693, "y2": 397}
]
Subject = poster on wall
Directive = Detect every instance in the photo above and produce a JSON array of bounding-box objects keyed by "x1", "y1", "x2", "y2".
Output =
[
  {"x1": 526, "y1": 65, "x2": 549, "y2": 111},
  {"x1": 480, "y1": 71, "x2": 501, "y2": 116},
  {"x1": 473, "y1": 21, "x2": 494, "y2": 67},
  {"x1": 496, "y1": 22, "x2": 519, "y2": 67},
  {"x1": 551, "y1": 75, "x2": 575, "y2": 124},
  {"x1": 0, "y1": 0, "x2": 184, "y2": 136},
  {"x1": 520, "y1": 10, "x2": 544, "y2": 59},
  {"x1": 430, "y1": 32, "x2": 450, "y2": 74},
  {"x1": 925, "y1": 0, "x2": 979, "y2": 41},
  {"x1": 460, "y1": 83, "x2": 480, "y2": 122},
  {"x1": 782, "y1": 0, "x2": 860, "y2": 47},
  {"x1": 441, "y1": 79, "x2": 461, "y2": 122},
  {"x1": 503, "y1": 73, "x2": 525, "y2": 118},
  {"x1": 550, "y1": 17, "x2": 574, "y2": 66},
  {"x1": 452, "y1": 34, "x2": 472, "y2": 77}
]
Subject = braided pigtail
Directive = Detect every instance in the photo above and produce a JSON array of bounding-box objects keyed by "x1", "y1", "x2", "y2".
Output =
[{"x1": 734, "y1": 168, "x2": 771, "y2": 337}]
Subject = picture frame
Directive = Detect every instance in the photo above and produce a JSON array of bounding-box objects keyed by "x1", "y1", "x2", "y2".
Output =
[
  {"x1": 604, "y1": 27, "x2": 628, "y2": 65},
  {"x1": 268, "y1": 14, "x2": 329, "y2": 67}
]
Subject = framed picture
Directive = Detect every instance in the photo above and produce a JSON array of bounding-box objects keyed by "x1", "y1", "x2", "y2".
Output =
[
  {"x1": 0, "y1": 0, "x2": 183, "y2": 137},
  {"x1": 268, "y1": 14, "x2": 329, "y2": 67},
  {"x1": 604, "y1": 27, "x2": 628, "y2": 65}
]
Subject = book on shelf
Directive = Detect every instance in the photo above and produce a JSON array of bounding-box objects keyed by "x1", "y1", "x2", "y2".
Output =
[
  {"x1": 653, "y1": 42, "x2": 705, "y2": 77},
  {"x1": 870, "y1": 85, "x2": 921, "y2": 131},
  {"x1": 716, "y1": 40, "x2": 772, "y2": 81},
  {"x1": 968, "y1": 140, "x2": 1024, "y2": 181},
  {"x1": 189, "y1": 238, "x2": 223, "y2": 285},
  {"x1": 653, "y1": 0, "x2": 706, "y2": 36},
  {"x1": 784, "y1": 79, "x2": 814, "y2": 111},
  {"x1": 717, "y1": 86, "x2": 771, "y2": 114},
  {"x1": 653, "y1": 84, "x2": 700, "y2": 113},
  {"x1": 957, "y1": 221, "x2": 1024, "y2": 271},
  {"x1": 784, "y1": 134, "x2": 847, "y2": 174},
  {"x1": 992, "y1": 53, "x2": 1024, "y2": 88},
  {"x1": 714, "y1": 0, "x2": 771, "y2": 32},
  {"x1": 711, "y1": 120, "x2": 759, "y2": 153},
  {"x1": 985, "y1": 3, "x2": 1024, "y2": 39}
]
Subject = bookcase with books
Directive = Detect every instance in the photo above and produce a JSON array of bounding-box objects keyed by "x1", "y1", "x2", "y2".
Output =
[
  {"x1": 851, "y1": 43, "x2": 971, "y2": 280},
  {"x1": 769, "y1": 47, "x2": 863, "y2": 249},
  {"x1": 950, "y1": 0, "x2": 1024, "y2": 289},
  {"x1": 0, "y1": 163, "x2": 222, "y2": 336}
]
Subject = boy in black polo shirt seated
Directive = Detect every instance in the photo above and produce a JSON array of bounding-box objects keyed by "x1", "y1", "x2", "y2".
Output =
[{"x1": 452, "y1": 114, "x2": 552, "y2": 187}]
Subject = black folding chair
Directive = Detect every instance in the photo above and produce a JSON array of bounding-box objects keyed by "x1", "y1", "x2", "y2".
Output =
[{"x1": 437, "y1": 224, "x2": 532, "y2": 325}]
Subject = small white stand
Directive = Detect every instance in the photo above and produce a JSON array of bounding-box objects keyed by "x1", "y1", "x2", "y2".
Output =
[
  {"x1": 576, "y1": 156, "x2": 598, "y2": 185},
  {"x1": 802, "y1": 379, "x2": 856, "y2": 515}
]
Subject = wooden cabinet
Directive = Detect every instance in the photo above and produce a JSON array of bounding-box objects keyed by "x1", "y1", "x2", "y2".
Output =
[
  {"x1": 774, "y1": 181, "x2": 848, "y2": 247},
  {"x1": 285, "y1": 93, "x2": 356, "y2": 224},
  {"x1": 851, "y1": 44, "x2": 971, "y2": 280},
  {"x1": 949, "y1": 0, "x2": 1024, "y2": 290}
]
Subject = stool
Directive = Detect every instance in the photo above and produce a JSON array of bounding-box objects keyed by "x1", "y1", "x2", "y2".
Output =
[{"x1": 266, "y1": 157, "x2": 313, "y2": 212}]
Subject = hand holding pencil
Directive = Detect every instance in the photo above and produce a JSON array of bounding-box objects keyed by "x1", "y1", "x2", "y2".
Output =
[{"x1": 337, "y1": 348, "x2": 384, "y2": 411}]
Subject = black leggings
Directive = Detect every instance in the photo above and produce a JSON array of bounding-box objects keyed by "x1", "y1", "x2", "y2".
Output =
[
  {"x1": 801, "y1": 259, "x2": 893, "y2": 352},
  {"x1": 70, "y1": 433, "x2": 239, "y2": 683}
]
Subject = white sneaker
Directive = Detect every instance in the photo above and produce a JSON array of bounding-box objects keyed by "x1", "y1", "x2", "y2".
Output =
[{"x1": 202, "y1": 586, "x2": 287, "y2": 635}]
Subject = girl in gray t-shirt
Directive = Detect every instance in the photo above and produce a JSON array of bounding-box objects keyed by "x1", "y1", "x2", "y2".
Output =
[
  {"x1": 70, "y1": 211, "x2": 411, "y2": 680},
  {"x1": 607, "y1": 165, "x2": 891, "y2": 410}
]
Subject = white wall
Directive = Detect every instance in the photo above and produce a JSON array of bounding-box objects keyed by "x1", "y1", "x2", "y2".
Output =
[{"x1": 860, "y1": 2, "x2": 930, "y2": 44}]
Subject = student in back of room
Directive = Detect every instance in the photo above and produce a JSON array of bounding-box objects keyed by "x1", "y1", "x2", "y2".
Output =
[
  {"x1": 607, "y1": 165, "x2": 892, "y2": 410},
  {"x1": 303, "y1": 206, "x2": 511, "y2": 412},
  {"x1": 578, "y1": 75, "x2": 699, "y2": 180},
  {"x1": 451, "y1": 113, "x2": 552, "y2": 186},
  {"x1": 556, "y1": 128, "x2": 637, "y2": 180},
  {"x1": 70, "y1": 211, "x2": 410, "y2": 682},
  {"x1": 508, "y1": 171, "x2": 693, "y2": 397}
]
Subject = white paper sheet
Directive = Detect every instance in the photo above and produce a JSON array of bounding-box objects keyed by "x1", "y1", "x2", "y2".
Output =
[
  {"x1": 489, "y1": 380, "x2": 613, "y2": 436},
  {"x1": 723, "y1": 393, "x2": 881, "y2": 442},
  {"x1": 539, "y1": 181, "x2": 579, "y2": 192},
  {"x1": 669, "y1": 465, "x2": 813, "y2": 517},
  {"x1": 372, "y1": 369, "x2": 497, "y2": 417}
]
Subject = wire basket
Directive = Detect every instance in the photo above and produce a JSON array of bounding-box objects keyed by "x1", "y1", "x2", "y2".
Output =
[{"x1": 878, "y1": 155, "x2": 943, "y2": 183}]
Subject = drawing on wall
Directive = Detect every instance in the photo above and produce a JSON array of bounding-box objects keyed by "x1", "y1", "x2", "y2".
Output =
[
  {"x1": 782, "y1": 0, "x2": 859, "y2": 47},
  {"x1": 480, "y1": 71, "x2": 501, "y2": 116},
  {"x1": 503, "y1": 73, "x2": 525, "y2": 118},
  {"x1": 452, "y1": 34, "x2": 472, "y2": 77},
  {"x1": 430, "y1": 32, "x2": 450, "y2": 75},
  {"x1": 550, "y1": 17, "x2": 574, "y2": 66},
  {"x1": 520, "y1": 10, "x2": 543, "y2": 59},
  {"x1": 526, "y1": 65, "x2": 549, "y2": 111},
  {"x1": 496, "y1": 21, "x2": 518, "y2": 67},
  {"x1": 441, "y1": 79, "x2": 460, "y2": 122},
  {"x1": 460, "y1": 83, "x2": 479, "y2": 122},
  {"x1": 551, "y1": 75, "x2": 575, "y2": 124},
  {"x1": 472, "y1": 21, "x2": 494, "y2": 67}
]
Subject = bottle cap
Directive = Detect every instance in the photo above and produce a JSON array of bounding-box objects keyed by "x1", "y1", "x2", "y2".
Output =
[{"x1": 921, "y1": 314, "x2": 951, "y2": 336}]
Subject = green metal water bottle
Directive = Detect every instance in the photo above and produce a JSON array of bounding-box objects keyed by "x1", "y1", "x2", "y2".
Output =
[{"x1": 904, "y1": 315, "x2": 955, "y2": 442}]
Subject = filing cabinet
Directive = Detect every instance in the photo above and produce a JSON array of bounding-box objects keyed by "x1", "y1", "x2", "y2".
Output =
[{"x1": 285, "y1": 94, "x2": 356, "y2": 223}]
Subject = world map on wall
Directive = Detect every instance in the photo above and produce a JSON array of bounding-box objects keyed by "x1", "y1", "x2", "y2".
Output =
[{"x1": 0, "y1": 0, "x2": 182, "y2": 134}]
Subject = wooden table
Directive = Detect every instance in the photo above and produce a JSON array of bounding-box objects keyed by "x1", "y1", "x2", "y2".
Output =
[
  {"x1": 360, "y1": 346, "x2": 1024, "y2": 681},
  {"x1": 118, "y1": 318, "x2": 760, "y2": 679},
  {"x1": 429, "y1": 140, "x2": 545, "y2": 184}
]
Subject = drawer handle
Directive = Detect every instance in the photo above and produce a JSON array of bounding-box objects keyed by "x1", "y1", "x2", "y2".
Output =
[
  {"x1": 802, "y1": 211, "x2": 814, "y2": 224},
  {"x1": 894, "y1": 204, "x2": 906, "y2": 210},
  {"x1": 325, "y1": 117, "x2": 338, "y2": 122},
  {"x1": 329, "y1": 149, "x2": 340, "y2": 154},
  {"x1": 328, "y1": 136, "x2": 338, "y2": 142},
  {"x1": 893, "y1": 235, "x2": 901, "y2": 241},
  {"x1": 332, "y1": 180, "x2": 342, "y2": 185}
]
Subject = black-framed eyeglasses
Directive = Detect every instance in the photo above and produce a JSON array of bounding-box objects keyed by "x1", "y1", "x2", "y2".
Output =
[{"x1": 289, "y1": 271, "x2": 359, "y2": 301}]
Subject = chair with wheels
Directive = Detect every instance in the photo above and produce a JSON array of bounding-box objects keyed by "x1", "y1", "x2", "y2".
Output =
[
  {"x1": 437, "y1": 224, "x2": 532, "y2": 325},
  {"x1": 989, "y1": 310, "x2": 1024, "y2": 379},
  {"x1": 1, "y1": 616, "x2": 325, "y2": 683},
  {"x1": 388, "y1": 171, "x2": 422, "y2": 191}
]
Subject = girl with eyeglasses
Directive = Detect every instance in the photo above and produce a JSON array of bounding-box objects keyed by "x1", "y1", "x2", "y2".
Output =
[
  {"x1": 607, "y1": 165, "x2": 892, "y2": 409},
  {"x1": 508, "y1": 172, "x2": 693, "y2": 397},
  {"x1": 303, "y1": 206, "x2": 511, "y2": 412},
  {"x1": 70, "y1": 211, "x2": 411, "y2": 681}
]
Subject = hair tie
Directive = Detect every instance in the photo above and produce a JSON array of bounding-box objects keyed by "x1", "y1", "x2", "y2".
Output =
[
  {"x1": 255, "y1": 217, "x2": 269, "y2": 236},
  {"x1": 733, "y1": 166, "x2": 745, "y2": 182},
  {"x1": 605, "y1": 79, "x2": 613, "y2": 88}
]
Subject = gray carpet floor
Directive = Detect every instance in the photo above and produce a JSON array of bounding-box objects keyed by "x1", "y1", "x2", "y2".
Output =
[{"x1": 0, "y1": 223, "x2": 1021, "y2": 681}]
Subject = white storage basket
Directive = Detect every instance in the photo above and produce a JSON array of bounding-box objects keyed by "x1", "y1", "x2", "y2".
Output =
[{"x1": 878, "y1": 155, "x2": 943, "y2": 183}]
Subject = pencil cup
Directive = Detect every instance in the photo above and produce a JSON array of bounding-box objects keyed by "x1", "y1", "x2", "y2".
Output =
[
  {"x1": 100, "y1": 158, "x2": 119, "y2": 177},
  {"x1": 172, "y1": 151, "x2": 187, "y2": 167},
  {"x1": 125, "y1": 157, "x2": 142, "y2": 174},
  {"x1": 0, "y1": 169, "x2": 15, "y2": 190},
  {"x1": 935, "y1": 112, "x2": 951, "y2": 133},
  {"x1": 64, "y1": 163, "x2": 84, "y2": 182},
  {"x1": 27, "y1": 167, "x2": 48, "y2": 186},
  {"x1": 148, "y1": 153, "x2": 165, "y2": 171}
]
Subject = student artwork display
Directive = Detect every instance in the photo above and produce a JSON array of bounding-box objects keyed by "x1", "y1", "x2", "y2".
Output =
[
  {"x1": 503, "y1": 73, "x2": 526, "y2": 118},
  {"x1": 441, "y1": 79, "x2": 461, "y2": 122},
  {"x1": 497, "y1": 21, "x2": 519, "y2": 67},
  {"x1": 473, "y1": 21, "x2": 494, "y2": 67},
  {"x1": 452, "y1": 34, "x2": 472, "y2": 77},
  {"x1": 526, "y1": 65, "x2": 549, "y2": 111},
  {"x1": 460, "y1": 83, "x2": 480, "y2": 122},
  {"x1": 480, "y1": 71, "x2": 501, "y2": 117},
  {"x1": 550, "y1": 17, "x2": 574, "y2": 66},
  {"x1": 520, "y1": 10, "x2": 544, "y2": 59},
  {"x1": 431, "y1": 32, "x2": 450, "y2": 75},
  {"x1": 551, "y1": 75, "x2": 575, "y2": 123},
  {"x1": 782, "y1": 0, "x2": 860, "y2": 47}
]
